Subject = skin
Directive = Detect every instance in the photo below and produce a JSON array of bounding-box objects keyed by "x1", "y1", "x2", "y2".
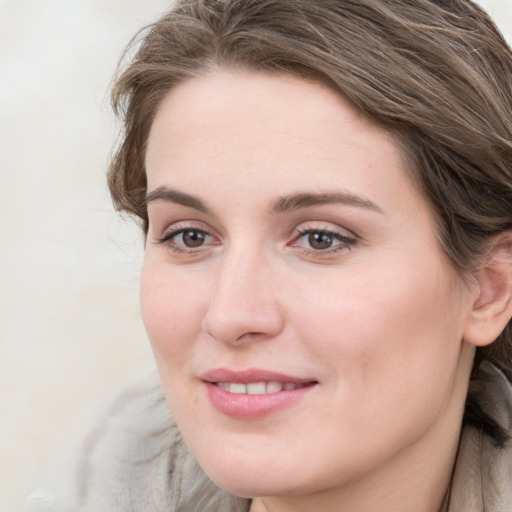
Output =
[{"x1": 141, "y1": 70, "x2": 480, "y2": 512}]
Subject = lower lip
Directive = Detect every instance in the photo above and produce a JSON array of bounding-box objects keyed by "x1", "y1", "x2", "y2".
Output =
[{"x1": 204, "y1": 382, "x2": 316, "y2": 420}]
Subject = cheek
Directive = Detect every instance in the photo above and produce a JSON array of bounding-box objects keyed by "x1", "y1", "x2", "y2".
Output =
[
  {"x1": 292, "y1": 256, "x2": 464, "y2": 400},
  {"x1": 281, "y1": 258, "x2": 466, "y2": 475},
  {"x1": 140, "y1": 259, "x2": 206, "y2": 373},
  {"x1": 140, "y1": 260, "x2": 212, "y2": 425}
]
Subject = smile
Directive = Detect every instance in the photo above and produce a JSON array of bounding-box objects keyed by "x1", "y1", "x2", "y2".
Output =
[
  {"x1": 201, "y1": 368, "x2": 318, "y2": 420},
  {"x1": 216, "y1": 381, "x2": 308, "y2": 394}
]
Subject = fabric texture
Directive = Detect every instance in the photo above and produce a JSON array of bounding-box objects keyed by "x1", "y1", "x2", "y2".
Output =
[
  {"x1": 449, "y1": 363, "x2": 512, "y2": 511},
  {"x1": 18, "y1": 362, "x2": 512, "y2": 512}
]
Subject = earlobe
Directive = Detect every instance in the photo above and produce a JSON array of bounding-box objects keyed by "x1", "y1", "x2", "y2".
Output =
[{"x1": 463, "y1": 233, "x2": 512, "y2": 347}]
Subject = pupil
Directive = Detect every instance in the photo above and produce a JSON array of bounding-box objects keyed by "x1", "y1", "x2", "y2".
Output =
[
  {"x1": 309, "y1": 232, "x2": 332, "y2": 250},
  {"x1": 183, "y1": 230, "x2": 205, "y2": 247}
]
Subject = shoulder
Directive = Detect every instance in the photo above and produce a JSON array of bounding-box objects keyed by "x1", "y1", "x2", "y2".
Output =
[
  {"x1": 76, "y1": 377, "x2": 182, "y2": 510},
  {"x1": 19, "y1": 378, "x2": 248, "y2": 512},
  {"x1": 450, "y1": 362, "x2": 512, "y2": 511}
]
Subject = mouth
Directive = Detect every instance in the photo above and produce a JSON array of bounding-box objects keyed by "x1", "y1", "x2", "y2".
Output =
[
  {"x1": 215, "y1": 381, "x2": 311, "y2": 394},
  {"x1": 201, "y1": 368, "x2": 318, "y2": 420}
]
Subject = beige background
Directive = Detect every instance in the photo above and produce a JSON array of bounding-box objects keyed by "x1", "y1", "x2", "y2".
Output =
[{"x1": 0, "y1": 0, "x2": 511, "y2": 510}]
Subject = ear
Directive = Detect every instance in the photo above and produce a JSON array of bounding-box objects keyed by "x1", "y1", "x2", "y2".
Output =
[{"x1": 463, "y1": 233, "x2": 512, "y2": 347}]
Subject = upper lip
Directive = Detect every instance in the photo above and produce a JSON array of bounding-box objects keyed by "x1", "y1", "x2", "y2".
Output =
[{"x1": 200, "y1": 368, "x2": 316, "y2": 384}]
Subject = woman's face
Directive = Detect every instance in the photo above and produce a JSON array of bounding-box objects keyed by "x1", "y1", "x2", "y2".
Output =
[{"x1": 142, "y1": 70, "x2": 476, "y2": 504}]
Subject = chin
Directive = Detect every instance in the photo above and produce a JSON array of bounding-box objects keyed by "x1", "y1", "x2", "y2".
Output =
[
  {"x1": 208, "y1": 473, "x2": 296, "y2": 500},
  {"x1": 196, "y1": 449, "x2": 319, "y2": 499}
]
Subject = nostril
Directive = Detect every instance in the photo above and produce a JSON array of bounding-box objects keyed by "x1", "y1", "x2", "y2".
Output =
[
  {"x1": 235, "y1": 331, "x2": 267, "y2": 342},
  {"x1": 203, "y1": 311, "x2": 284, "y2": 346}
]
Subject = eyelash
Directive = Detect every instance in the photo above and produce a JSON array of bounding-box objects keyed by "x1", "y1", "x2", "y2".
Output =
[
  {"x1": 291, "y1": 228, "x2": 356, "y2": 256},
  {"x1": 155, "y1": 225, "x2": 356, "y2": 256},
  {"x1": 155, "y1": 225, "x2": 214, "y2": 254}
]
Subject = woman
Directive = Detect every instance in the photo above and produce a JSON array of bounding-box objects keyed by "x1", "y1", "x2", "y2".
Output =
[{"x1": 24, "y1": 1, "x2": 512, "y2": 511}]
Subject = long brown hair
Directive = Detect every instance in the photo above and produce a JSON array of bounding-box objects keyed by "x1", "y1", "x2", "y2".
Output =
[{"x1": 108, "y1": 0, "x2": 512, "y2": 443}]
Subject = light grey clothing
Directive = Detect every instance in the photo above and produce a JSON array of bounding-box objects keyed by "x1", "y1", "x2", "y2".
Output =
[
  {"x1": 19, "y1": 362, "x2": 512, "y2": 512},
  {"x1": 449, "y1": 363, "x2": 512, "y2": 511}
]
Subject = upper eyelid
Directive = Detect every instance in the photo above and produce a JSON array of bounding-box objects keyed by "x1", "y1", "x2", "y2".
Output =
[
  {"x1": 155, "y1": 227, "x2": 210, "y2": 243},
  {"x1": 154, "y1": 220, "x2": 215, "y2": 238},
  {"x1": 152, "y1": 219, "x2": 358, "y2": 244},
  {"x1": 294, "y1": 225, "x2": 351, "y2": 235},
  {"x1": 292, "y1": 228, "x2": 356, "y2": 245},
  {"x1": 292, "y1": 221, "x2": 357, "y2": 239}
]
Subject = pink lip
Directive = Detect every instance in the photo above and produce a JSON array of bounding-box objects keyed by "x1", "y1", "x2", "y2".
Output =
[
  {"x1": 201, "y1": 367, "x2": 314, "y2": 384},
  {"x1": 201, "y1": 368, "x2": 318, "y2": 420}
]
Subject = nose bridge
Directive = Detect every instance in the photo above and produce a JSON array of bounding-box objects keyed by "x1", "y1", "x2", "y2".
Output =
[{"x1": 202, "y1": 245, "x2": 283, "y2": 344}]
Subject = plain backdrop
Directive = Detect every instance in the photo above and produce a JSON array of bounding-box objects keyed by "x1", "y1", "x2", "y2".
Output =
[{"x1": 0, "y1": 0, "x2": 511, "y2": 509}]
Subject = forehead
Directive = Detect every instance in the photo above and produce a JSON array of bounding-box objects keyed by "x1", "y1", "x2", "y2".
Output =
[
  {"x1": 148, "y1": 70, "x2": 382, "y2": 142},
  {"x1": 145, "y1": 69, "x2": 418, "y2": 212}
]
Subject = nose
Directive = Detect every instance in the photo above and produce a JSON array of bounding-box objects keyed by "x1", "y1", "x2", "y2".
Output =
[{"x1": 202, "y1": 251, "x2": 285, "y2": 346}]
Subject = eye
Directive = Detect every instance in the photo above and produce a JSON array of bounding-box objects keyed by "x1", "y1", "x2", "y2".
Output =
[
  {"x1": 306, "y1": 231, "x2": 337, "y2": 250},
  {"x1": 155, "y1": 226, "x2": 216, "y2": 253},
  {"x1": 291, "y1": 228, "x2": 356, "y2": 255},
  {"x1": 176, "y1": 229, "x2": 209, "y2": 248}
]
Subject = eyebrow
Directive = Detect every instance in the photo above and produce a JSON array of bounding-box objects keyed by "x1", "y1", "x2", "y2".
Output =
[
  {"x1": 146, "y1": 186, "x2": 212, "y2": 214},
  {"x1": 145, "y1": 186, "x2": 383, "y2": 215},
  {"x1": 269, "y1": 191, "x2": 383, "y2": 214}
]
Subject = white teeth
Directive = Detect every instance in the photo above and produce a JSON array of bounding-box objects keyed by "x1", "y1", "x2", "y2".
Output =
[
  {"x1": 217, "y1": 381, "x2": 299, "y2": 394},
  {"x1": 247, "y1": 382, "x2": 266, "y2": 395},
  {"x1": 229, "y1": 383, "x2": 247, "y2": 394},
  {"x1": 266, "y1": 381, "x2": 283, "y2": 393}
]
